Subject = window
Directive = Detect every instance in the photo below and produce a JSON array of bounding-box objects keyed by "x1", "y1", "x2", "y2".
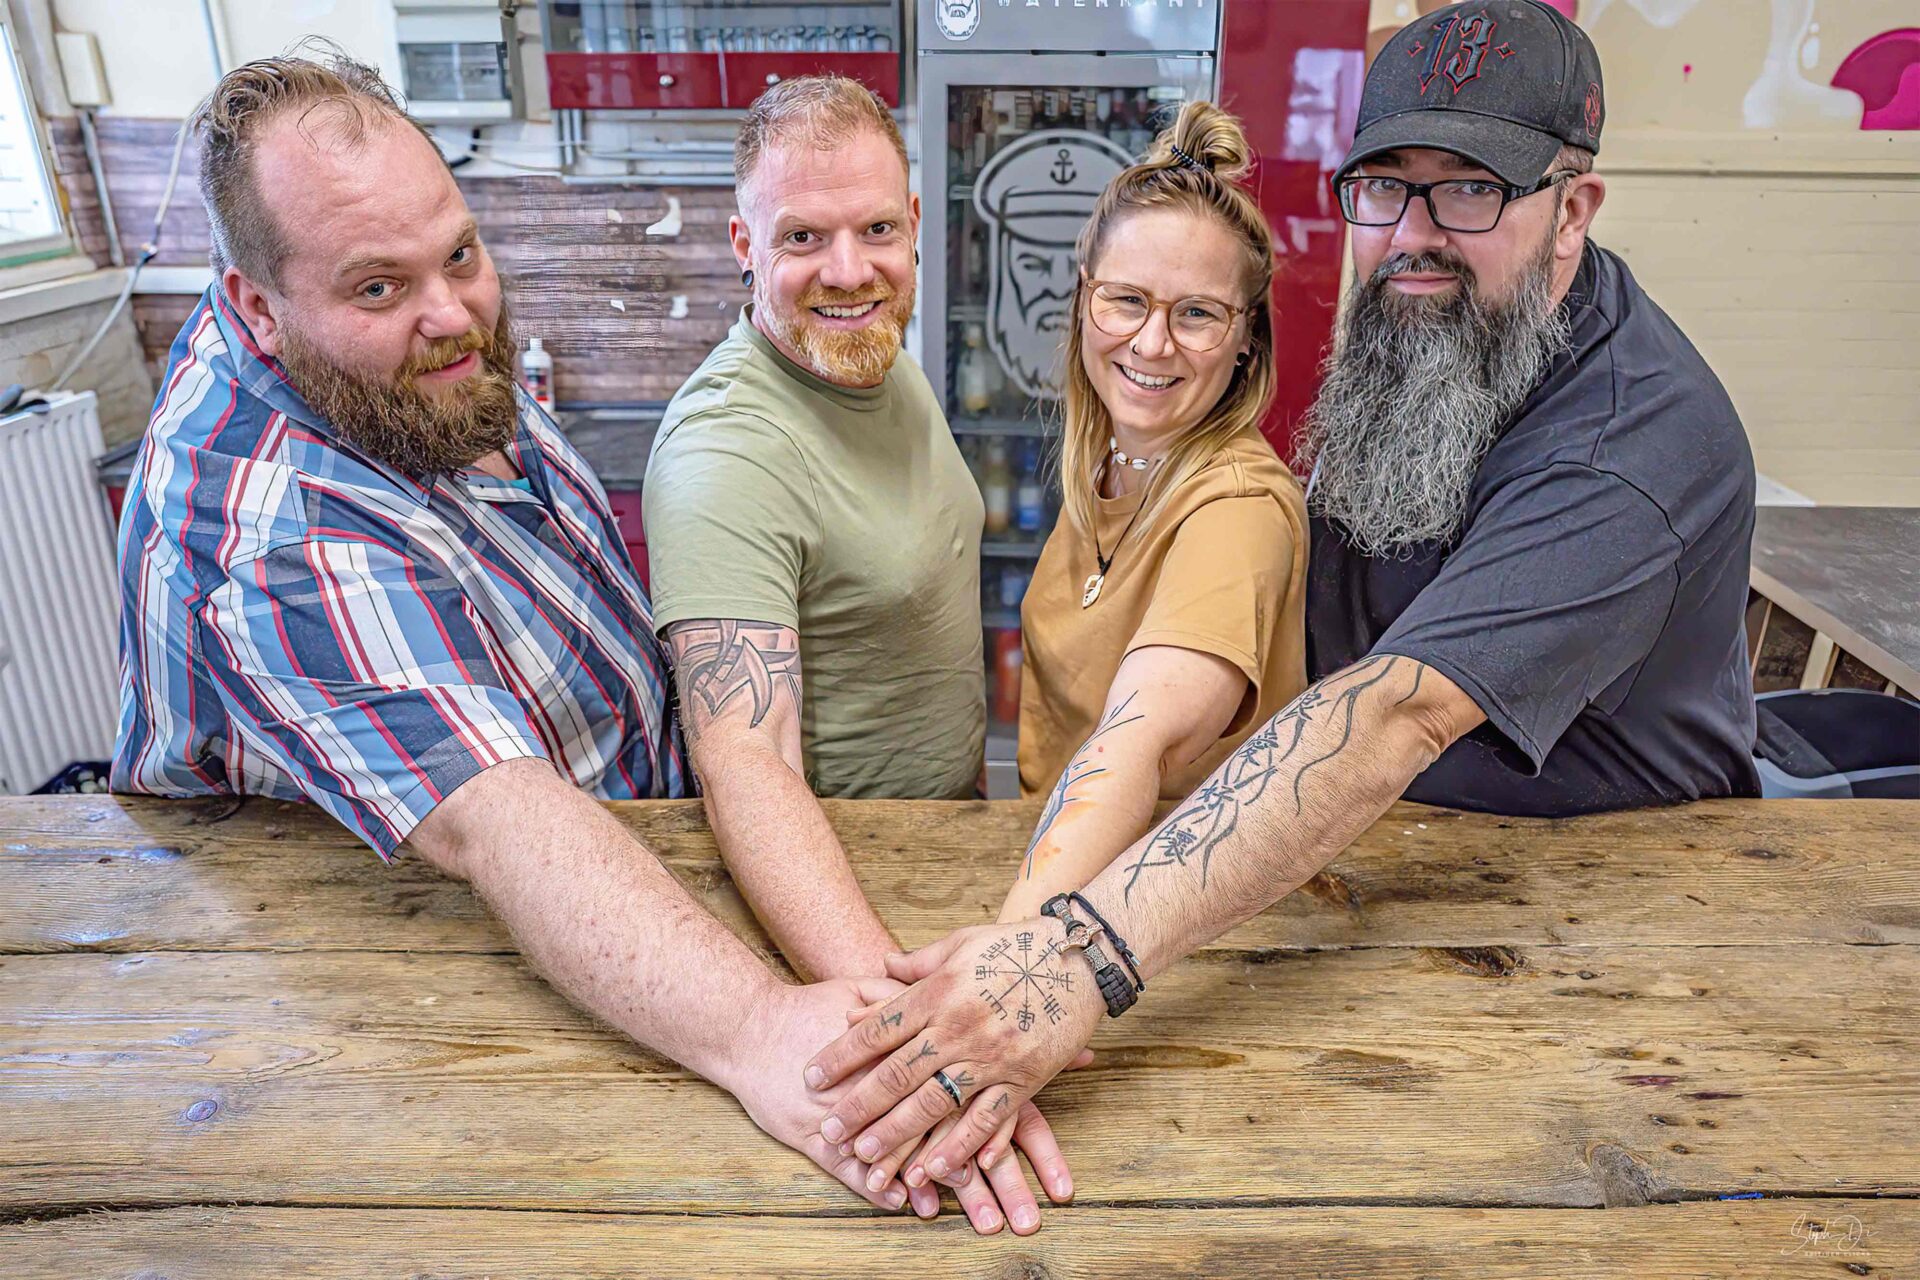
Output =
[{"x1": 0, "y1": 10, "x2": 69, "y2": 267}]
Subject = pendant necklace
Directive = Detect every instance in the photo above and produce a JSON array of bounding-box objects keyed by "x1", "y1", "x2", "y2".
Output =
[{"x1": 1083, "y1": 450, "x2": 1160, "y2": 609}]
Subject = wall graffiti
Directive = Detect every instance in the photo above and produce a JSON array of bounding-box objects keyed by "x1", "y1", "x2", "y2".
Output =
[
  {"x1": 1833, "y1": 29, "x2": 1920, "y2": 130},
  {"x1": 1365, "y1": 0, "x2": 1919, "y2": 132},
  {"x1": 1741, "y1": 0, "x2": 1859, "y2": 129}
]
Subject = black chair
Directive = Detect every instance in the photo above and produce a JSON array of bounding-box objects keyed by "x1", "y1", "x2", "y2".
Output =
[{"x1": 1753, "y1": 688, "x2": 1920, "y2": 799}]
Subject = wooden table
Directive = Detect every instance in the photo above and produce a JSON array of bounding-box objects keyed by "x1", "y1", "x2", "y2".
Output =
[
  {"x1": 4, "y1": 795, "x2": 1918, "y2": 1277},
  {"x1": 1751, "y1": 506, "x2": 1920, "y2": 694}
]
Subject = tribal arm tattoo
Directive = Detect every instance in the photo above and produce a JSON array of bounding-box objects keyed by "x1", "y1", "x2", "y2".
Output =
[
  {"x1": 1117, "y1": 655, "x2": 1414, "y2": 903},
  {"x1": 666, "y1": 619, "x2": 803, "y2": 752},
  {"x1": 664, "y1": 618, "x2": 897, "y2": 982},
  {"x1": 1019, "y1": 692, "x2": 1146, "y2": 881}
]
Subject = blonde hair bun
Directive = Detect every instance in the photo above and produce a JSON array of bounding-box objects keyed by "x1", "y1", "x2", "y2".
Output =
[{"x1": 1148, "y1": 100, "x2": 1254, "y2": 186}]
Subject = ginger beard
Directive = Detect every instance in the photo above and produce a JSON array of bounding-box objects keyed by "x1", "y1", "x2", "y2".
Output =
[
  {"x1": 759, "y1": 275, "x2": 913, "y2": 386},
  {"x1": 277, "y1": 302, "x2": 521, "y2": 477}
]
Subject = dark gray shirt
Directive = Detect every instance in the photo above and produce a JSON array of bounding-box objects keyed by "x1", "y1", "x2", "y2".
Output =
[{"x1": 1306, "y1": 243, "x2": 1760, "y2": 816}]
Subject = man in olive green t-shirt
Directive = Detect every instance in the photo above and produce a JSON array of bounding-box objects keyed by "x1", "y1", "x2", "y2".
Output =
[{"x1": 642, "y1": 80, "x2": 985, "y2": 986}]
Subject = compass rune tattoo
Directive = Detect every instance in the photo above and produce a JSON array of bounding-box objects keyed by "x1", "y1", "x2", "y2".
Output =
[
  {"x1": 1021, "y1": 692, "x2": 1146, "y2": 880},
  {"x1": 1120, "y1": 655, "x2": 1405, "y2": 902},
  {"x1": 976, "y1": 931, "x2": 1077, "y2": 1033},
  {"x1": 666, "y1": 619, "x2": 802, "y2": 745}
]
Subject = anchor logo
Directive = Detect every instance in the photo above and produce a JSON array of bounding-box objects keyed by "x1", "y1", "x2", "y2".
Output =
[{"x1": 972, "y1": 130, "x2": 1134, "y2": 400}]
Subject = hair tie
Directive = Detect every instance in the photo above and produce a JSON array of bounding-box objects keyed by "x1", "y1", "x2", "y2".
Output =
[{"x1": 1168, "y1": 141, "x2": 1209, "y2": 174}]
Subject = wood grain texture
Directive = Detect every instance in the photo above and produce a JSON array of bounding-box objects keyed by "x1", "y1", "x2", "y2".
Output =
[
  {"x1": 3, "y1": 794, "x2": 1914, "y2": 1273},
  {"x1": 8, "y1": 1203, "x2": 1917, "y2": 1279},
  {"x1": 3, "y1": 942, "x2": 1915, "y2": 1212},
  {"x1": 2, "y1": 796, "x2": 1914, "y2": 955}
]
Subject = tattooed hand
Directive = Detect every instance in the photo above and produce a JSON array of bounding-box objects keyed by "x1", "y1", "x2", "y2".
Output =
[{"x1": 803, "y1": 918, "x2": 1103, "y2": 1185}]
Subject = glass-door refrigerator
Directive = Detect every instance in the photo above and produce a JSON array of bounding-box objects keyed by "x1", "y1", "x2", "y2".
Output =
[{"x1": 917, "y1": 1, "x2": 1221, "y2": 795}]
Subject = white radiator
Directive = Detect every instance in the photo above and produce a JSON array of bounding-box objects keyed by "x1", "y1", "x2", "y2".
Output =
[{"x1": 0, "y1": 391, "x2": 121, "y2": 794}]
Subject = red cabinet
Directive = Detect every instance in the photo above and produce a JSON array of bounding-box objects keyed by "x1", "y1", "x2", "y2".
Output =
[
  {"x1": 721, "y1": 52, "x2": 900, "y2": 107},
  {"x1": 545, "y1": 53, "x2": 724, "y2": 111},
  {"x1": 541, "y1": 3, "x2": 903, "y2": 111}
]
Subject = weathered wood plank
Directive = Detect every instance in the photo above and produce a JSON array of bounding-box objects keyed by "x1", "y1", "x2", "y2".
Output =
[
  {"x1": 3, "y1": 946, "x2": 1913, "y2": 1213},
  {"x1": 7, "y1": 1203, "x2": 1916, "y2": 1280},
  {"x1": 2, "y1": 797, "x2": 1914, "y2": 955}
]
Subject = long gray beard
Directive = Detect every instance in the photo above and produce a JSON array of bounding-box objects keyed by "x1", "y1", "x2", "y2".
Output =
[{"x1": 1302, "y1": 234, "x2": 1572, "y2": 559}]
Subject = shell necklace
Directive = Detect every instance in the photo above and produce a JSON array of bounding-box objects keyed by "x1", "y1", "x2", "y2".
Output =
[{"x1": 1083, "y1": 450, "x2": 1162, "y2": 608}]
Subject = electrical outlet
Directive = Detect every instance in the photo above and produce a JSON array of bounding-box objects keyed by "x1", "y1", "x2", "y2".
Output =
[{"x1": 55, "y1": 32, "x2": 109, "y2": 108}]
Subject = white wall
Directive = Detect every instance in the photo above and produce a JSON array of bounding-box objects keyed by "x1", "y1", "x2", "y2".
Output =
[{"x1": 49, "y1": 0, "x2": 400, "y2": 118}]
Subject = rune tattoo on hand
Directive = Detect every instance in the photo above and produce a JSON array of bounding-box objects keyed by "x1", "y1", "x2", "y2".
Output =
[{"x1": 976, "y1": 935, "x2": 1076, "y2": 1033}]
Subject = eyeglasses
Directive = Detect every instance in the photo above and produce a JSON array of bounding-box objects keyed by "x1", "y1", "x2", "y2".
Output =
[
  {"x1": 1081, "y1": 277, "x2": 1248, "y2": 353},
  {"x1": 1333, "y1": 170, "x2": 1578, "y2": 234}
]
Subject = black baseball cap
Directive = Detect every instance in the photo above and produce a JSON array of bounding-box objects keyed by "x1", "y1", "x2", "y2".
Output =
[{"x1": 1337, "y1": 1, "x2": 1605, "y2": 188}]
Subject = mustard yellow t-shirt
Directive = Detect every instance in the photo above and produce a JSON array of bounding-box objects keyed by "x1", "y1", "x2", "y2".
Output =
[{"x1": 1018, "y1": 430, "x2": 1308, "y2": 800}]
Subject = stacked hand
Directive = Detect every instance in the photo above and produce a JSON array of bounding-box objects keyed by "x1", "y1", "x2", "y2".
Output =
[
  {"x1": 726, "y1": 976, "x2": 930, "y2": 1211},
  {"x1": 730, "y1": 967, "x2": 1086, "y2": 1234},
  {"x1": 803, "y1": 918, "x2": 1105, "y2": 1202}
]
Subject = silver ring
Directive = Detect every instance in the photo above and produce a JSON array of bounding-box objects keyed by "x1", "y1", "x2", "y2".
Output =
[{"x1": 933, "y1": 1069, "x2": 963, "y2": 1108}]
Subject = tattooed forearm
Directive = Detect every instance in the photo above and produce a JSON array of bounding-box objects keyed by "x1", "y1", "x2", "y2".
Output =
[
  {"x1": 1393, "y1": 662, "x2": 1424, "y2": 706},
  {"x1": 1020, "y1": 692, "x2": 1146, "y2": 880},
  {"x1": 1119, "y1": 656, "x2": 1403, "y2": 903},
  {"x1": 666, "y1": 619, "x2": 802, "y2": 747}
]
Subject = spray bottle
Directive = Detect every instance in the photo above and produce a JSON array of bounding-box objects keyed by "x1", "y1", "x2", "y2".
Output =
[{"x1": 521, "y1": 338, "x2": 554, "y2": 412}]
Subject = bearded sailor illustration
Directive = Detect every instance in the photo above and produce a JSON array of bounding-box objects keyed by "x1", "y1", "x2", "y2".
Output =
[
  {"x1": 933, "y1": 0, "x2": 979, "y2": 42},
  {"x1": 972, "y1": 130, "x2": 1134, "y2": 400}
]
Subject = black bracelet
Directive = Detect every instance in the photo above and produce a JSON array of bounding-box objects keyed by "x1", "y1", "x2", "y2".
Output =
[{"x1": 1066, "y1": 891, "x2": 1144, "y2": 994}]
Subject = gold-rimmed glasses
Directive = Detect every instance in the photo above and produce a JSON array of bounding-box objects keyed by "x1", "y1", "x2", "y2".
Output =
[{"x1": 1082, "y1": 276, "x2": 1249, "y2": 353}]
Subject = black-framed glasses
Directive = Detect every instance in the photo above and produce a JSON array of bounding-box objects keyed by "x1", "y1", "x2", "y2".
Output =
[
  {"x1": 1081, "y1": 276, "x2": 1248, "y2": 353},
  {"x1": 1333, "y1": 170, "x2": 1577, "y2": 234}
]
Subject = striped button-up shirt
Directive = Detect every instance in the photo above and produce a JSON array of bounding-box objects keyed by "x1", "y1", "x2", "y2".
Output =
[{"x1": 112, "y1": 290, "x2": 686, "y2": 857}]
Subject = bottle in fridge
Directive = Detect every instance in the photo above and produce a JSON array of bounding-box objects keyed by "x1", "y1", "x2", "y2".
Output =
[{"x1": 980, "y1": 438, "x2": 1013, "y2": 536}]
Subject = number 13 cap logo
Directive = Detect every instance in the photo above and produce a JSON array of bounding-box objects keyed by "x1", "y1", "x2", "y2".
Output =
[
  {"x1": 935, "y1": 0, "x2": 979, "y2": 42},
  {"x1": 1335, "y1": 1, "x2": 1607, "y2": 190}
]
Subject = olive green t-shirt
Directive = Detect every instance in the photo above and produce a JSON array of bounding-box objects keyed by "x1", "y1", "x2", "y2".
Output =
[{"x1": 644, "y1": 307, "x2": 986, "y2": 799}]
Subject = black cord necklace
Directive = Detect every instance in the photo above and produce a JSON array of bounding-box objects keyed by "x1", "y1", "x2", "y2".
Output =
[{"x1": 1083, "y1": 456, "x2": 1160, "y2": 608}]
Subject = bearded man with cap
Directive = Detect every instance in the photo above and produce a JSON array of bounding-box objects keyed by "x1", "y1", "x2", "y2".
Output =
[{"x1": 791, "y1": 2, "x2": 1763, "y2": 1188}]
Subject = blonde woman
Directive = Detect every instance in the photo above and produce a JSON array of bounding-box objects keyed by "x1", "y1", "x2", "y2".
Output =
[
  {"x1": 1001, "y1": 101, "x2": 1309, "y2": 924},
  {"x1": 866, "y1": 100, "x2": 1308, "y2": 1201}
]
